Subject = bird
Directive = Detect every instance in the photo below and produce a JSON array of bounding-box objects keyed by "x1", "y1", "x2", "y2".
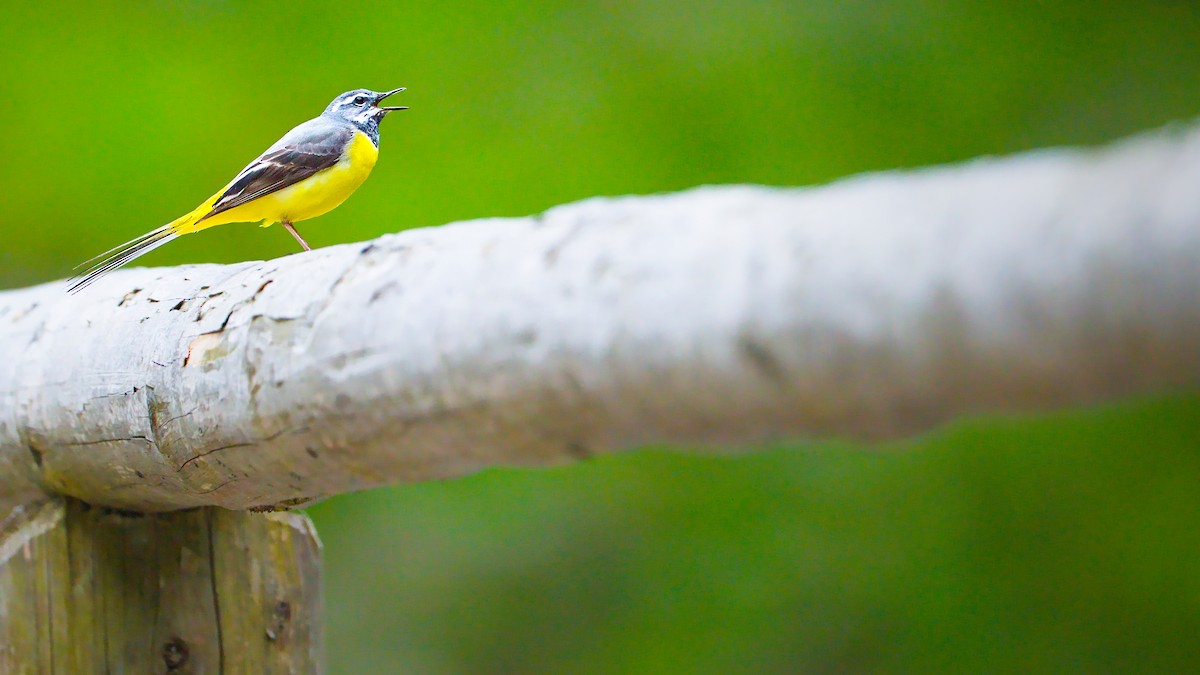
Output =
[{"x1": 68, "y1": 87, "x2": 408, "y2": 293}]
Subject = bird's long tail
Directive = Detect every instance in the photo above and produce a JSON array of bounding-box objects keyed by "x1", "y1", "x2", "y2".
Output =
[{"x1": 66, "y1": 205, "x2": 213, "y2": 294}]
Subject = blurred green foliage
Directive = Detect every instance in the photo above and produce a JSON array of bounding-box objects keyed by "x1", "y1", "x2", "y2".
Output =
[
  {"x1": 3, "y1": 1, "x2": 1199, "y2": 672},
  {"x1": 313, "y1": 394, "x2": 1200, "y2": 673}
]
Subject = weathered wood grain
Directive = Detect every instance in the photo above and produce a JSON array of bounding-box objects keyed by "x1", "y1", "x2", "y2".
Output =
[
  {"x1": 0, "y1": 499, "x2": 321, "y2": 673},
  {"x1": 2, "y1": 124, "x2": 1200, "y2": 513}
]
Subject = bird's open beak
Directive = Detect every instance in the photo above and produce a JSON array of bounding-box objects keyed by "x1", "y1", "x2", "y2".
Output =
[{"x1": 376, "y1": 87, "x2": 408, "y2": 112}]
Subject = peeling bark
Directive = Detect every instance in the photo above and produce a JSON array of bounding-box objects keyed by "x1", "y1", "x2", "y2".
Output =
[{"x1": 2, "y1": 124, "x2": 1199, "y2": 513}]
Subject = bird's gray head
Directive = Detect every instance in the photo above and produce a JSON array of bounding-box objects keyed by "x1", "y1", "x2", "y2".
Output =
[{"x1": 323, "y1": 88, "x2": 407, "y2": 143}]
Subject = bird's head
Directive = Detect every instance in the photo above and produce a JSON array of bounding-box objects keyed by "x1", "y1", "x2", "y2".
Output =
[{"x1": 323, "y1": 88, "x2": 408, "y2": 128}]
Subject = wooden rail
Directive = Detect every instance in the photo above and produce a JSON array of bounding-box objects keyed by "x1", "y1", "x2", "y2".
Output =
[{"x1": 1, "y1": 121, "x2": 1198, "y2": 671}]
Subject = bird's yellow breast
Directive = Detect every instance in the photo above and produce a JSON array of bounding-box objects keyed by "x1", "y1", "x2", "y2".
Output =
[{"x1": 200, "y1": 132, "x2": 379, "y2": 229}]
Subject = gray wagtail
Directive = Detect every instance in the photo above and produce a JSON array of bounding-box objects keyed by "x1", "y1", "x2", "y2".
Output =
[{"x1": 69, "y1": 87, "x2": 407, "y2": 293}]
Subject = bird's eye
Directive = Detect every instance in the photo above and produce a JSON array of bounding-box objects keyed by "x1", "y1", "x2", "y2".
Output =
[{"x1": 353, "y1": 96, "x2": 368, "y2": 106}]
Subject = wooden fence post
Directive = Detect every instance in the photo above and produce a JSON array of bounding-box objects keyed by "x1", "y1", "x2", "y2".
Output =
[{"x1": 0, "y1": 498, "x2": 321, "y2": 673}]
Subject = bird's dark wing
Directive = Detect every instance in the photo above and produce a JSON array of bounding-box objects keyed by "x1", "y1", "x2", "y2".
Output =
[{"x1": 199, "y1": 120, "x2": 354, "y2": 222}]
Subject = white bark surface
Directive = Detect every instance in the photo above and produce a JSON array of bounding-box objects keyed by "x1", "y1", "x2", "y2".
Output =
[{"x1": 2, "y1": 124, "x2": 1199, "y2": 513}]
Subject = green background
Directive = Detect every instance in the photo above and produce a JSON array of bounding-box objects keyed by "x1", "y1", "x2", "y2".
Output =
[{"x1": 3, "y1": 1, "x2": 1199, "y2": 672}]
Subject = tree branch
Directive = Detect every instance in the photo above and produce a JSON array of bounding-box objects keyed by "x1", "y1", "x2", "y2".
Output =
[{"x1": 3, "y1": 123, "x2": 1199, "y2": 512}]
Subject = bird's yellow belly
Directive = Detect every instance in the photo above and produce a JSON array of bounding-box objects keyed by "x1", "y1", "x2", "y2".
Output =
[{"x1": 208, "y1": 132, "x2": 379, "y2": 227}]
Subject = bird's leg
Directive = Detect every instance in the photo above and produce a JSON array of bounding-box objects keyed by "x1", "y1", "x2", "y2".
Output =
[{"x1": 281, "y1": 220, "x2": 312, "y2": 252}]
